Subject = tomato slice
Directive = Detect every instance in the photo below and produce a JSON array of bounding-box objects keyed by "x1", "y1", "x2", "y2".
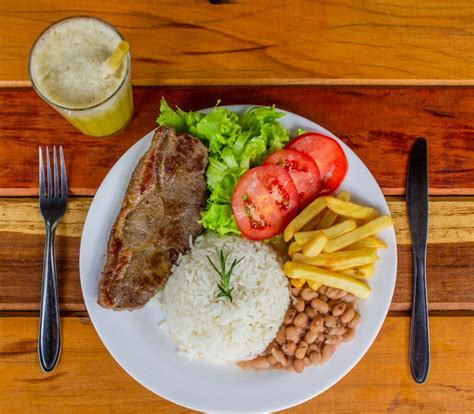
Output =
[
  {"x1": 232, "y1": 164, "x2": 299, "y2": 240},
  {"x1": 287, "y1": 133, "x2": 348, "y2": 195},
  {"x1": 264, "y1": 149, "x2": 321, "y2": 208}
]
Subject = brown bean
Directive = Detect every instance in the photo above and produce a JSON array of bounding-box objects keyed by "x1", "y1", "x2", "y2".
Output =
[
  {"x1": 295, "y1": 298, "x2": 305, "y2": 312},
  {"x1": 304, "y1": 330, "x2": 318, "y2": 344},
  {"x1": 308, "y1": 343, "x2": 320, "y2": 354},
  {"x1": 317, "y1": 332, "x2": 326, "y2": 342},
  {"x1": 349, "y1": 313, "x2": 361, "y2": 328},
  {"x1": 340, "y1": 308, "x2": 355, "y2": 324},
  {"x1": 342, "y1": 328, "x2": 356, "y2": 342},
  {"x1": 274, "y1": 363, "x2": 283, "y2": 369},
  {"x1": 294, "y1": 359, "x2": 305, "y2": 373},
  {"x1": 321, "y1": 344, "x2": 336, "y2": 362},
  {"x1": 325, "y1": 335, "x2": 342, "y2": 345},
  {"x1": 318, "y1": 285, "x2": 328, "y2": 294},
  {"x1": 324, "y1": 315, "x2": 336, "y2": 327},
  {"x1": 276, "y1": 326, "x2": 286, "y2": 345},
  {"x1": 271, "y1": 348, "x2": 287, "y2": 366},
  {"x1": 294, "y1": 312, "x2": 309, "y2": 328},
  {"x1": 268, "y1": 355, "x2": 277, "y2": 365},
  {"x1": 343, "y1": 293, "x2": 356, "y2": 303},
  {"x1": 301, "y1": 287, "x2": 318, "y2": 302},
  {"x1": 311, "y1": 298, "x2": 329, "y2": 313},
  {"x1": 266, "y1": 340, "x2": 278, "y2": 354},
  {"x1": 335, "y1": 289, "x2": 347, "y2": 299},
  {"x1": 305, "y1": 305, "x2": 317, "y2": 319},
  {"x1": 239, "y1": 356, "x2": 271, "y2": 370},
  {"x1": 284, "y1": 308, "x2": 297, "y2": 325},
  {"x1": 309, "y1": 316, "x2": 325, "y2": 332},
  {"x1": 291, "y1": 287, "x2": 302, "y2": 297},
  {"x1": 295, "y1": 341, "x2": 309, "y2": 360},
  {"x1": 310, "y1": 351, "x2": 322, "y2": 365},
  {"x1": 332, "y1": 302, "x2": 347, "y2": 317},
  {"x1": 303, "y1": 356, "x2": 312, "y2": 367},
  {"x1": 319, "y1": 294, "x2": 329, "y2": 302},
  {"x1": 296, "y1": 326, "x2": 307, "y2": 338},
  {"x1": 326, "y1": 287, "x2": 340, "y2": 299},
  {"x1": 282, "y1": 341, "x2": 297, "y2": 356},
  {"x1": 286, "y1": 326, "x2": 299, "y2": 342},
  {"x1": 329, "y1": 326, "x2": 347, "y2": 336}
]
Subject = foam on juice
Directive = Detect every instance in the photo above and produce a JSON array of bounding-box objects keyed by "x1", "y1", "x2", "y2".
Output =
[{"x1": 30, "y1": 17, "x2": 126, "y2": 109}]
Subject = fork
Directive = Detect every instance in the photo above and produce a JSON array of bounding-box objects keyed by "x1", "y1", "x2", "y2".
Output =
[{"x1": 38, "y1": 146, "x2": 68, "y2": 372}]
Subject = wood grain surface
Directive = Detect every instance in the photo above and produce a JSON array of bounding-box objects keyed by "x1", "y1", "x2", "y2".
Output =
[
  {"x1": 1, "y1": 197, "x2": 473, "y2": 312},
  {"x1": 0, "y1": 316, "x2": 472, "y2": 413},
  {"x1": 1, "y1": 86, "x2": 474, "y2": 196},
  {"x1": 2, "y1": 1, "x2": 474, "y2": 412},
  {"x1": 3, "y1": 0, "x2": 474, "y2": 86}
]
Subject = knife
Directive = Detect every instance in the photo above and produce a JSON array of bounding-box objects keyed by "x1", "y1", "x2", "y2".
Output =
[{"x1": 406, "y1": 137, "x2": 430, "y2": 384}]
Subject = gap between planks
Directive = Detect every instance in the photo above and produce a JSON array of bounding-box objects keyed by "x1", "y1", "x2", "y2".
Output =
[
  {"x1": 8, "y1": 79, "x2": 474, "y2": 88},
  {"x1": 0, "y1": 196, "x2": 473, "y2": 245}
]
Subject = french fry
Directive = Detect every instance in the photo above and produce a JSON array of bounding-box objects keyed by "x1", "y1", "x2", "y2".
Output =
[
  {"x1": 303, "y1": 232, "x2": 328, "y2": 257},
  {"x1": 283, "y1": 261, "x2": 371, "y2": 299},
  {"x1": 340, "y1": 267, "x2": 358, "y2": 277},
  {"x1": 326, "y1": 197, "x2": 378, "y2": 220},
  {"x1": 294, "y1": 219, "x2": 357, "y2": 245},
  {"x1": 293, "y1": 248, "x2": 378, "y2": 270},
  {"x1": 307, "y1": 280, "x2": 321, "y2": 291},
  {"x1": 300, "y1": 210, "x2": 326, "y2": 231},
  {"x1": 284, "y1": 197, "x2": 328, "y2": 242},
  {"x1": 317, "y1": 191, "x2": 351, "y2": 229},
  {"x1": 288, "y1": 241, "x2": 303, "y2": 256},
  {"x1": 343, "y1": 236, "x2": 388, "y2": 250},
  {"x1": 357, "y1": 263, "x2": 375, "y2": 279},
  {"x1": 323, "y1": 215, "x2": 393, "y2": 252},
  {"x1": 290, "y1": 278, "x2": 306, "y2": 288}
]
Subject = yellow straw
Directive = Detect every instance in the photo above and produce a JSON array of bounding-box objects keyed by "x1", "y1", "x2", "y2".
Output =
[{"x1": 106, "y1": 41, "x2": 129, "y2": 70}]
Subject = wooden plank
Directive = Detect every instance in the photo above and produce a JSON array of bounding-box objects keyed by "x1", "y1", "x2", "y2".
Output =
[
  {"x1": 1, "y1": 86, "x2": 474, "y2": 196},
  {"x1": 3, "y1": 197, "x2": 474, "y2": 245},
  {"x1": 0, "y1": 197, "x2": 473, "y2": 312},
  {"x1": 0, "y1": 316, "x2": 472, "y2": 413},
  {"x1": 3, "y1": 1, "x2": 474, "y2": 85}
]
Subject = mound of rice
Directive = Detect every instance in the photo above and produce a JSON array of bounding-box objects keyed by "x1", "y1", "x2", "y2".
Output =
[{"x1": 161, "y1": 233, "x2": 289, "y2": 363}]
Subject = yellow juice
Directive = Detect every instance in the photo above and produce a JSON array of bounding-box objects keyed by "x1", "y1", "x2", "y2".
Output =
[{"x1": 29, "y1": 17, "x2": 133, "y2": 137}]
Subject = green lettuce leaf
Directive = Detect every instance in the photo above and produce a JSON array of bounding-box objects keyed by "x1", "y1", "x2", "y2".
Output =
[{"x1": 200, "y1": 204, "x2": 240, "y2": 236}]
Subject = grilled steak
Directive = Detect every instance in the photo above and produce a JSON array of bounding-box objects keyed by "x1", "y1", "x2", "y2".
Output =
[{"x1": 98, "y1": 127, "x2": 208, "y2": 310}]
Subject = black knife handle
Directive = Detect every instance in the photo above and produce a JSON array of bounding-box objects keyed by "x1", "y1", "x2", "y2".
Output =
[{"x1": 409, "y1": 252, "x2": 430, "y2": 383}]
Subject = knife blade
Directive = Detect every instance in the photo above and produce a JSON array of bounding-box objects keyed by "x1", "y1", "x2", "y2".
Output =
[{"x1": 406, "y1": 137, "x2": 430, "y2": 384}]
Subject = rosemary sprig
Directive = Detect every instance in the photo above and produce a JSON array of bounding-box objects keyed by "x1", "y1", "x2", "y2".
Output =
[{"x1": 207, "y1": 249, "x2": 244, "y2": 302}]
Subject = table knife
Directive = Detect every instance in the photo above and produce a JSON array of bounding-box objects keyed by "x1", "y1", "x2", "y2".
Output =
[{"x1": 406, "y1": 137, "x2": 430, "y2": 384}]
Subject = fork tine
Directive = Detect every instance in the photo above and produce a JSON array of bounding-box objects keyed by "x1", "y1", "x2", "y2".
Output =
[
  {"x1": 46, "y1": 146, "x2": 52, "y2": 198},
  {"x1": 53, "y1": 146, "x2": 59, "y2": 198},
  {"x1": 60, "y1": 146, "x2": 68, "y2": 198},
  {"x1": 39, "y1": 147, "x2": 45, "y2": 199}
]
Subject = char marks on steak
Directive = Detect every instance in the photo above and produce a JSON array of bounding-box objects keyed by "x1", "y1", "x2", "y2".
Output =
[{"x1": 98, "y1": 127, "x2": 208, "y2": 310}]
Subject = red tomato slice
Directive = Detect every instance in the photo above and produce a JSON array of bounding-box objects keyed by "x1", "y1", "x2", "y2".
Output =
[
  {"x1": 232, "y1": 164, "x2": 299, "y2": 240},
  {"x1": 264, "y1": 149, "x2": 321, "y2": 208},
  {"x1": 287, "y1": 133, "x2": 348, "y2": 195}
]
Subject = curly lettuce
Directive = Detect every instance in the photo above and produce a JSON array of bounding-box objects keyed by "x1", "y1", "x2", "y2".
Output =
[{"x1": 157, "y1": 98, "x2": 291, "y2": 236}]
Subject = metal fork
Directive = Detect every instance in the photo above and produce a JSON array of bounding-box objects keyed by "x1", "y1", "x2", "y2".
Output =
[{"x1": 38, "y1": 146, "x2": 68, "y2": 372}]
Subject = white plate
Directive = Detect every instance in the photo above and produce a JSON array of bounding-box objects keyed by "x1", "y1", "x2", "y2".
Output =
[{"x1": 80, "y1": 105, "x2": 397, "y2": 412}]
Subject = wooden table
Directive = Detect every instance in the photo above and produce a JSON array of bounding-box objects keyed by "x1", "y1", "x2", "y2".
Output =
[{"x1": 1, "y1": 1, "x2": 474, "y2": 413}]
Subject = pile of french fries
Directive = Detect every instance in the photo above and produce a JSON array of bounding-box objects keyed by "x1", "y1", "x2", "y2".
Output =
[{"x1": 282, "y1": 192, "x2": 394, "y2": 299}]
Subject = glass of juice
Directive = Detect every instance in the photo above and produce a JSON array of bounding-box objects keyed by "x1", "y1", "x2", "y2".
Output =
[{"x1": 29, "y1": 16, "x2": 133, "y2": 137}]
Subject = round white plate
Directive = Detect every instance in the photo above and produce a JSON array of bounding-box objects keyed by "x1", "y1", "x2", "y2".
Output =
[{"x1": 80, "y1": 105, "x2": 397, "y2": 412}]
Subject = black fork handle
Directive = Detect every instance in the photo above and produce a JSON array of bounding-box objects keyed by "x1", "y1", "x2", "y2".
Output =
[{"x1": 38, "y1": 221, "x2": 61, "y2": 372}]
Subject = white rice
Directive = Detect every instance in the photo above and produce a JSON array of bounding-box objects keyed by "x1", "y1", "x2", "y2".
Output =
[{"x1": 161, "y1": 233, "x2": 290, "y2": 363}]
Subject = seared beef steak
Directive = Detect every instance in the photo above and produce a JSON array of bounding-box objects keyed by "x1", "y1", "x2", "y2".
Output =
[{"x1": 98, "y1": 127, "x2": 208, "y2": 310}]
